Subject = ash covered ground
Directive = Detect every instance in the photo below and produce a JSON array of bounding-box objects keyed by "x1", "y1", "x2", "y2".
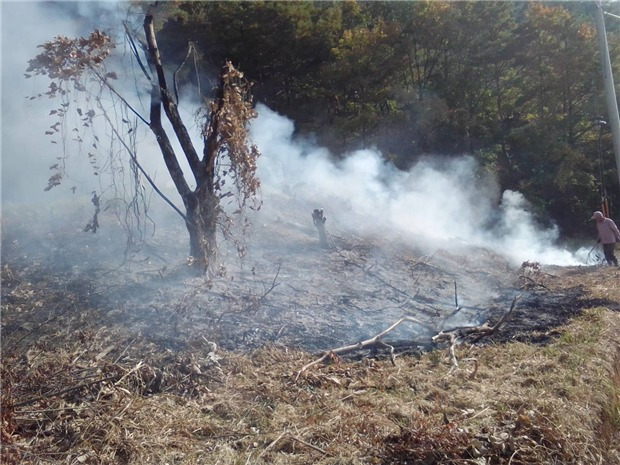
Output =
[{"x1": 3, "y1": 193, "x2": 614, "y2": 358}]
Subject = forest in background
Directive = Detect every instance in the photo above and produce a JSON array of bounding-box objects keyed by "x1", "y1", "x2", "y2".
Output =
[
  {"x1": 4, "y1": 4, "x2": 620, "y2": 463},
  {"x1": 151, "y1": 0, "x2": 620, "y2": 239}
]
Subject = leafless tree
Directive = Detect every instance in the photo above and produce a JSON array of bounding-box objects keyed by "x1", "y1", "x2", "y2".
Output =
[{"x1": 26, "y1": 4, "x2": 261, "y2": 271}]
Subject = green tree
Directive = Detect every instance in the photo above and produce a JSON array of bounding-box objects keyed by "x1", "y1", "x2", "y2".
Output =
[
  {"x1": 322, "y1": 18, "x2": 402, "y2": 147},
  {"x1": 502, "y1": 3, "x2": 603, "y2": 233},
  {"x1": 152, "y1": 1, "x2": 618, "y2": 236},
  {"x1": 159, "y1": 2, "x2": 344, "y2": 120}
]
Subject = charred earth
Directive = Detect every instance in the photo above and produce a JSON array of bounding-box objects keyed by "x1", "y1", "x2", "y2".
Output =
[{"x1": 2, "y1": 199, "x2": 619, "y2": 464}]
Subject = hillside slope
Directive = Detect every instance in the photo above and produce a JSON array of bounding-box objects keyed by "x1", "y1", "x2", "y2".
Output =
[{"x1": 1, "y1": 203, "x2": 619, "y2": 464}]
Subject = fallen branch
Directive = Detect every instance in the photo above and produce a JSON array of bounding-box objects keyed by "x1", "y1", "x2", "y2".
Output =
[
  {"x1": 297, "y1": 295, "x2": 520, "y2": 377},
  {"x1": 470, "y1": 293, "x2": 520, "y2": 342},
  {"x1": 433, "y1": 294, "x2": 521, "y2": 368},
  {"x1": 442, "y1": 332, "x2": 459, "y2": 369},
  {"x1": 255, "y1": 430, "x2": 330, "y2": 460},
  {"x1": 435, "y1": 294, "x2": 520, "y2": 343},
  {"x1": 289, "y1": 433, "x2": 330, "y2": 456},
  {"x1": 261, "y1": 263, "x2": 282, "y2": 299},
  {"x1": 520, "y1": 275, "x2": 551, "y2": 291},
  {"x1": 378, "y1": 340, "x2": 396, "y2": 365},
  {"x1": 296, "y1": 316, "x2": 426, "y2": 379},
  {"x1": 255, "y1": 430, "x2": 288, "y2": 461},
  {"x1": 14, "y1": 374, "x2": 119, "y2": 408},
  {"x1": 437, "y1": 282, "x2": 464, "y2": 331},
  {"x1": 335, "y1": 248, "x2": 412, "y2": 299},
  {"x1": 215, "y1": 265, "x2": 281, "y2": 324}
]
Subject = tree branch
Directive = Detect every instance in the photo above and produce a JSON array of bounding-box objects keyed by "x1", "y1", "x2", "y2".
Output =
[
  {"x1": 88, "y1": 65, "x2": 149, "y2": 126},
  {"x1": 99, "y1": 106, "x2": 188, "y2": 222},
  {"x1": 123, "y1": 21, "x2": 151, "y2": 82},
  {"x1": 144, "y1": 12, "x2": 205, "y2": 184},
  {"x1": 174, "y1": 42, "x2": 195, "y2": 104},
  {"x1": 147, "y1": 80, "x2": 193, "y2": 200}
]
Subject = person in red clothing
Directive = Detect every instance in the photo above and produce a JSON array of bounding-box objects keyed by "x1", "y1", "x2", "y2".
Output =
[{"x1": 591, "y1": 211, "x2": 620, "y2": 266}]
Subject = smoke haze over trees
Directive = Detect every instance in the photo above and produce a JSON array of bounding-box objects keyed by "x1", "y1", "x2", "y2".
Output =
[
  {"x1": 3, "y1": 1, "x2": 620, "y2": 266},
  {"x1": 157, "y1": 0, "x2": 620, "y2": 237}
]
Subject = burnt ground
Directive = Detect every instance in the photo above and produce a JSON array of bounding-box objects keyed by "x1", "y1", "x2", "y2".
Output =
[
  {"x1": 2, "y1": 199, "x2": 618, "y2": 358},
  {"x1": 2, "y1": 201, "x2": 620, "y2": 465}
]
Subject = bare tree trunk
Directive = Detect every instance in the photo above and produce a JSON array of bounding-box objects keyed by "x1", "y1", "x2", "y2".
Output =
[
  {"x1": 142, "y1": 9, "x2": 259, "y2": 271},
  {"x1": 312, "y1": 209, "x2": 329, "y2": 248},
  {"x1": 144, "y1": 9, "x2": 218, "y2": 270},
  {"x1": 185, "y1": 188, "x2": 219, "y2": 267},
  {"x1": 28, "y1": 7, "x2": 259, "y2": 272}
]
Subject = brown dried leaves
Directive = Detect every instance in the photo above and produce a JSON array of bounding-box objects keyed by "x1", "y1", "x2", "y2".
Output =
[
  {"x1": 206, "y1": 61, "x2": 261, "y2": 210},
  {"x1": 26, "y1": 30, "x2": 114, "y2": 86}
]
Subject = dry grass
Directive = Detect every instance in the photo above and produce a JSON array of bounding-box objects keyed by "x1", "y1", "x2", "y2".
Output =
[{"x1": 2, "y1": 265, "x2": 620, "y2": 464}]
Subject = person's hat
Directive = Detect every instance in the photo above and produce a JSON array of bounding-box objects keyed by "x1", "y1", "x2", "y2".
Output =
[{"x1": 591, "y1": 211, "x2": 604, "y2": 220}]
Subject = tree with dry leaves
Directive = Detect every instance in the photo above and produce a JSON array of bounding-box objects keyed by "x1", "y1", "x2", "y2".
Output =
[{"x1": 25, "y1": 5, "x2": 261, "y2": 271}]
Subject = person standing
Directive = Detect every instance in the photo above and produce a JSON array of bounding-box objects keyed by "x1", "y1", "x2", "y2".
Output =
[{"x1": 591, "y1": 211, "x2": 620, "y2": 266}]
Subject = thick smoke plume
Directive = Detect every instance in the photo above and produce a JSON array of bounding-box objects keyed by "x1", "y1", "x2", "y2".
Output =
[
  {"x1": 250, "y1": 105, "x2": 582, "y2": 266},
  {"x1": 2, "y1": 2, "x2": 585, "y2": 267}
]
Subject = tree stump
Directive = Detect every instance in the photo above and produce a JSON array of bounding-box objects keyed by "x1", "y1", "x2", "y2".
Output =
[{"x1": 312, "y1": 208, "x2": 329, "y2": 248}]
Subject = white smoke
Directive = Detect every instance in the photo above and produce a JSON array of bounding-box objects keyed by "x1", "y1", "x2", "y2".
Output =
[
  {"x1": 1, "y1": 1, "x2": 134, "y2": 204},
  {"x1": 1, "y1": 2, "x2": 585, "y2": 267},
  {"x1": 250, "y1": 104, "x2": 582, "y2": 266}
]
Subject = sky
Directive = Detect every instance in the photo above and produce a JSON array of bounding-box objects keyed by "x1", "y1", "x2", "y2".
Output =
[{"x1": 0, "y1": 1, "x2": 593, "y2": 267}]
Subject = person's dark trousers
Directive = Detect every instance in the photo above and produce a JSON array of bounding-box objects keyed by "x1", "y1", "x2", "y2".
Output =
[{"x1": 602, "y1": 243, "x2": 619, "y2": 266}]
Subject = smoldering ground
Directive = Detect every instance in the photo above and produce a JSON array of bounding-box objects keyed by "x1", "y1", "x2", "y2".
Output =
[{"x1": 1, "y1": 1, "x2": 599, "y2": 354}]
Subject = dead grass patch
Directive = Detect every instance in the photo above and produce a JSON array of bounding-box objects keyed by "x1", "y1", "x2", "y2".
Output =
[{"x1": 2, "y1": 264, "x2": 620, "y2": 464}]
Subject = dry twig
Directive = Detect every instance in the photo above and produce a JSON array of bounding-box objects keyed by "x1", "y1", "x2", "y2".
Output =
[
  {"x1": 298, "y1": 295, "x2": 520, "y2": 377},
  {"x1": 296, "y1": 316, "x2": 426, "y2": 379},
  {"x1": 433, "y1": 294, "x2": 521, "y2": 368}
]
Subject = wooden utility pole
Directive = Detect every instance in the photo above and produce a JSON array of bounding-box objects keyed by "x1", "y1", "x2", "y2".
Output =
[{"x1": 594, "y1": 2, "x2": 620, "y2": 201}]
